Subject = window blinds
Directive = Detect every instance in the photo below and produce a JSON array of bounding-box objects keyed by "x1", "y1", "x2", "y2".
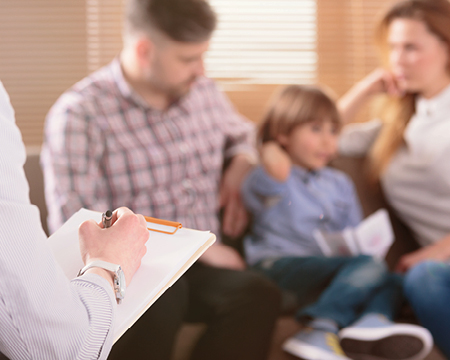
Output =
[
  {"x1": 86, "y1": 0, "x2": 124, "y2": 73},
  {"x1": 206, "y1": 0, "x2": 317, "y2": 84}
]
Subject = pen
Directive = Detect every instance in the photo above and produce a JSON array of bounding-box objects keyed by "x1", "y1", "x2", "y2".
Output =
[{"x1": 102, "y1": 210, "x2": 113, "y2": 228}]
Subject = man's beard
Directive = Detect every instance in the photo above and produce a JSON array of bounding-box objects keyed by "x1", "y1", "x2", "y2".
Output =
[{"x1": 167, "y1": 76, "x2": 197, "y2": 101}]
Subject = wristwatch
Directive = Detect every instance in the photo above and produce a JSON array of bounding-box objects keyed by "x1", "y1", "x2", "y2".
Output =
[{"x1": 78, "y1": 260, "x2": 126, "y2": 304}]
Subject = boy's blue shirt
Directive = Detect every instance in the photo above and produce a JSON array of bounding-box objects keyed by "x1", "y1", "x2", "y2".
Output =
[{"x1": 241, "y1": 164, "x2": 363, "y2": 265}]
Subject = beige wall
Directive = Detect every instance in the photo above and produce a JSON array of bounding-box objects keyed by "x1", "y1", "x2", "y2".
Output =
[{"x1": 0, "y1": 1, "x2": 89, "y2": 145}]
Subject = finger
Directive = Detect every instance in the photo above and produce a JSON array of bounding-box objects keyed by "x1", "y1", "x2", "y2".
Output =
[
  {"x1": 141, "y1": 227, "x2": 150, "y2": 244},
  {"x1": 101, "y1": 207, "x2": 129, "y2": 228},
  {"x1": 222, "y1": 207, "x2": 232, "y2": 236},
  {"x1": 394, "y1": 261, "x2": 406, "y2": 273},
  {"x1": 222, "y1": 196, "x2": 239, "y2": 236},
  {"x1": 219, "y1": 182, "x2": 228, "y2": 207},
  {"x1": 79, "y1": 218, "x2": 101, "y2": 236},
  {"x1": 136, "y1": 214, "x2": 150, "y2": 243},
  {"x1": 136, "y1": 213, "x2": 147, "y2": 228},
  {"x1": 386, "y1": 81, "x2": 401, "y2": 97},
  {"x1": 234, "y1": 203, "x2": 249, "y2": 237},
  {"x1": 140, "y1": 244, "x2": 148, "y2": 258},
  {"x1": 113, "y1": 207, "x2": 133, "y2": 221},
  {"x1": 396, "y1": 260, "x2": 409, "y2": 273},
  {"x1": 238, "y1": 260, "x2": 247, "y2": 270},
  {"x1": 401, "y1": 255, "x2": 421, "y2": 272},
  {"x1": 232, "y1": 251, "x2": 246, "y2": 270},
  {"x1": 381, "y1": 72, "x2": 394, "y2": 92},
  {"x1": 384, "y1": 73, "x2": 403, "y2": 97},
  {"x1": 110, "y1": 207, "x2": 137, "y2": 228},
  {"x1": 394, "y1": 253, "x2": 411, "y2": 273}
]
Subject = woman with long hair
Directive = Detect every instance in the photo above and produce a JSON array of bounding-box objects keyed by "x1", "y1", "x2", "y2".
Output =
[{"x1": 338, "y1": 0, "x2": 450, "y2": 356}]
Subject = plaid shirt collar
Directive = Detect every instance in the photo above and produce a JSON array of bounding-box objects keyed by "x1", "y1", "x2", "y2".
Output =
[{"x1": 110, "y1": 57, "x2": 192, "y2": 116}]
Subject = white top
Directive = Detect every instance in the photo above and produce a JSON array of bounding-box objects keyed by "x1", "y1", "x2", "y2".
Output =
[
  {"x1": 0, "y1": 82, "x2": 116, "y2": 360},
  {"x1": 339, "y1": 84, "x2": 450, "y2": 247}
]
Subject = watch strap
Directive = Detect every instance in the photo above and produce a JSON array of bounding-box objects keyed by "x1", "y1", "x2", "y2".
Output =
[
  {"x1": 78, "y1": 260, "x2": 125, "y2": 304},
  {"x1": 78, "y1": 260, "x2": 121, "y2": 277}
]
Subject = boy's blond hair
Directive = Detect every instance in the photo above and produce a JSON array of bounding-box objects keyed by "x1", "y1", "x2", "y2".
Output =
[{"x1": 258, "y1": 84, "x2": 341, "y2": 144}]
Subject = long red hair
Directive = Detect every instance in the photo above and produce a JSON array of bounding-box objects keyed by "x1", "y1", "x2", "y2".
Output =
[{"x1": 369, "y1": 0, "x2": 450, "y2": 180}]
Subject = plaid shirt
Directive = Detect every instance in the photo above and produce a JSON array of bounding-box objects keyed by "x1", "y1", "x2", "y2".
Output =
[{"x1": 41, "y1": 59, "x2": 256, "y2": 236}]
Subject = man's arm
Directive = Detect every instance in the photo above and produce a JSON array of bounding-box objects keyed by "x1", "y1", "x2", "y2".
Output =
[
  {"x1": 211, "y1": 86, "x2": 258, "y2": 238},
  {"x1": 41, "y1": 93, "x2": 109, "y2": 233},
  {"x1": 219, "y1": 153, "x2": 255, "y2": 238},
  {"x1": 0, "y1": 82, "x2": 148, "y2": 360},
  {"x1": 205, "y1": 143, "x2": 292, "y2": 270}
]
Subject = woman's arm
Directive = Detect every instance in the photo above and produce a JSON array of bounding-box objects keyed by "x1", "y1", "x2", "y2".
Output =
[{"x1": 338, "y1": 68, "x2": 402, "y2": 124}]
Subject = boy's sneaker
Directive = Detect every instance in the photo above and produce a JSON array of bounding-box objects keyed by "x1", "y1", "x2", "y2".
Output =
[
  {"x1": 283, "y1": 328, "x2": 351, "y2": 360},
  {"x1": 339, "y1": 314, "x2": 433, "y2": 360}
]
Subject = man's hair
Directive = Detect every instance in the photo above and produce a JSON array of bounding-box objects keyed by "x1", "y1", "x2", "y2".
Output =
[{"x1": 125, "y1": 0, "x2": 217, "y2": 42}]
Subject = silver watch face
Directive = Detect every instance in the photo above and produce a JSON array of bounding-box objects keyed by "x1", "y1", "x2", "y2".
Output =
[{"x1": 114, "y1": 266, "x2": 126, "y2": 302}]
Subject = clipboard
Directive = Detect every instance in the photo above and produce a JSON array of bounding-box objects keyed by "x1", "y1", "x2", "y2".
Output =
[
  {"x1": 47, "y1": 208, "x2": 216, "y2": 342},
  {"x1": 145, "y1": 216, "x2": 182, "y2": 235}
]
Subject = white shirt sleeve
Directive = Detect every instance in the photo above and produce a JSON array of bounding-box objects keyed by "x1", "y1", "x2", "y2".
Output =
[
  {"x1": 338, "y1": 119, "x2": 383, "y2": 157},
  {"x1": 0, "y1": 81, "x2": 116, "y2": 360}
]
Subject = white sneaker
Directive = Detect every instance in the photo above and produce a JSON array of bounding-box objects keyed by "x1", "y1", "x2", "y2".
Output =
[
  {"x1": 283, "y1": 328, "x2": 351, "y2": 360},
  {"x1": 339, "y1": 314, "x2": 433, "y2": 360}
]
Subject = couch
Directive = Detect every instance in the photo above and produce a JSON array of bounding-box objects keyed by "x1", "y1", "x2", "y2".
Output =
[{"x1": 23, "y1": 149, "x2": 446, "y2": 360}]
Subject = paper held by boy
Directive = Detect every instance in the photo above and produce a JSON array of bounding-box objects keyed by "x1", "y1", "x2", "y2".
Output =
[{"x1": 313, "y1": 209, "x2": 394, "y2": 259}]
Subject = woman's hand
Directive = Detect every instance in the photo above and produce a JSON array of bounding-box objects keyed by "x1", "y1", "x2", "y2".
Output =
[
  {"x1": 395, "y1": 234, "x2": 450, "y2": 273},
  {"x1": 360, "y1": 68, "x2": 403, "y2": 97},
  {"x1": 338, "y1": 68, "x2": 403, "y2": 124}
]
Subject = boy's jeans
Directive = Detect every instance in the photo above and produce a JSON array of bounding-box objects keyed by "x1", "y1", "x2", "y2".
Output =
[
  {"x1": 253, "y1": 255, "x2": 403, "y2": 327},
  {"x1": 404, "y1": 261, "x2": 450, "y2": 358}
]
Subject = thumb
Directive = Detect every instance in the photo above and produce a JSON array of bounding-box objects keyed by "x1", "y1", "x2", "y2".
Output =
[{"x1": 79, "y1": 218, "x2": 101, "y2": 238}]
